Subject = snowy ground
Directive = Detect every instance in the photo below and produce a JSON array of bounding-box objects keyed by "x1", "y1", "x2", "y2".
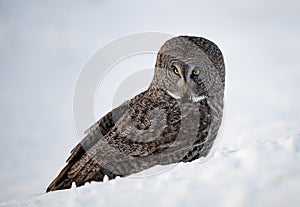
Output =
[
  {"x1": 1, "y1": 0, "x2": 300, "y2": 206},
  {"x1": 2, "y1": 121, "x2": 300, "y2": 207}
]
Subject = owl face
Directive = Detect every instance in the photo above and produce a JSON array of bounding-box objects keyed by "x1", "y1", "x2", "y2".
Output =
[{"x1": 154, "y1": 38, "x2": 218, "y2": 102}]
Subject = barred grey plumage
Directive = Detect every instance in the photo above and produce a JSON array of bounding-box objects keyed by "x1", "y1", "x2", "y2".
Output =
[{"x1": 46, "y1": 35, "x2": 225, "y2": 192}]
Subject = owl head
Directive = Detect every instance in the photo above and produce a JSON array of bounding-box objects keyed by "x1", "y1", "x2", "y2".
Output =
[{"x1": 151, "y1": 36, "x2": 225, "y2": 102}]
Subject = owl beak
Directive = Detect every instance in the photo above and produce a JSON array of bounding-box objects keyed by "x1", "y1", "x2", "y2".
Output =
[{"x1": 183, "y1": 84, "x2": 188, "y2": 94}]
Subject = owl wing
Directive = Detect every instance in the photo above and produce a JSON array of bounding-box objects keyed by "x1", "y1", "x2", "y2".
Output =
[
  {"x1": 46, "y1": 92, "x2": 150, "y2": 192},
  {"x1": 66, "y1": 101, "x2": 130, "y2": 164},
  {"x1": 66, "y1": 91, "x2": 147, "y2": 165},
  {"x1": 46, "y1": 102, "x2": 131, "y2": 192},
  {"x1": 46, "y1": 91, "x2": 183, "y2": 192}
]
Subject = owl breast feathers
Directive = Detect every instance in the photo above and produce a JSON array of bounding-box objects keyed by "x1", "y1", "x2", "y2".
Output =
[{"x1": 46, "y1": 35, "x2": 225, "y2": 192}]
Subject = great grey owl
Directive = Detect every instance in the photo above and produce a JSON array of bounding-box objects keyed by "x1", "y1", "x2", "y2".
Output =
[{"x1": 46, "y1": 35, "x2": 225, "y2": 192}]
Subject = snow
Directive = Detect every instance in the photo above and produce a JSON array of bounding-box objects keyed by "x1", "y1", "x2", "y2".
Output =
[
  {"x1": 2, "y1": 122, "x2": 300, "y2": 207},
  {"x1": 1, "y1": 0, "x2": 300, "y2": 206}
]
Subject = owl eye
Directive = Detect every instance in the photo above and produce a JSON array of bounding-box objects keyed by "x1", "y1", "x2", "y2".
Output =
[
  {"x1": 192, "y1": 69, "x2": 200, "y2": 76},
  {"x1": 172, "y1": 65, "x2": 180, "y2": 76}
]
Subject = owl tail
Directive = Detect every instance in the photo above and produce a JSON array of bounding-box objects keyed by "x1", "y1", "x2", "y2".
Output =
[
  {"x1": 46, "y1": 143, "x2": 96, "y2": 192},
  {"x1": 46, "y1": 152, "x2": 117, "y2": 192},
  {"x1": 46, "y1": 163, "x2": 74, "y2": 192},
  {"x1": 46, "y1": 162, "x2": 119, "y2": 192},
  {"x1": 46, "y1": 160, "x2": 104, "y2": 192}
]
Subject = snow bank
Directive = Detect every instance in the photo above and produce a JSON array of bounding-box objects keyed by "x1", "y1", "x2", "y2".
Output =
[{"x1": 2, "y1": 122, "x2": 299, "y2": 207}]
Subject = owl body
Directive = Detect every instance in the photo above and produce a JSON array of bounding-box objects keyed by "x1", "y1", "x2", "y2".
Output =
[{"x1": 47, "y1": 36, "x2": 225, "y2": 192}]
